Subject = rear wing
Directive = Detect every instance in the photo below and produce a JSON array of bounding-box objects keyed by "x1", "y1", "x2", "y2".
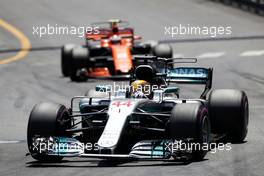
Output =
[
  {"x1": 86, "y1": 28, "x2": 134, "y2": 41},
  {"x1": 166, "y1": 67, "x2": 213, "y2": 99}
]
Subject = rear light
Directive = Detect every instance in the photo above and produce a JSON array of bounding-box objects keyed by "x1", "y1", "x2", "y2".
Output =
[{"x1": 101, "y1": 39, "x2": 110, "y2": 47}]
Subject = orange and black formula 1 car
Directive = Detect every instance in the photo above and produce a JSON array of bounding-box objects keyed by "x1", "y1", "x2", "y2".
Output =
[{"x1": 61, "y1": 19, "x2": 173, "y2": 82}]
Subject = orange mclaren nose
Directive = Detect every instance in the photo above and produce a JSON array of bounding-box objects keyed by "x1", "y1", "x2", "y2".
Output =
[{"x1": 111, "y1": 45, "x2": 133, "y2": 74}]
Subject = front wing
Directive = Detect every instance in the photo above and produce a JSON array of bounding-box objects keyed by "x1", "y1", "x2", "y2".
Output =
[{"x1": 30, "y1": 137, "x2": 178, "y2": 160}]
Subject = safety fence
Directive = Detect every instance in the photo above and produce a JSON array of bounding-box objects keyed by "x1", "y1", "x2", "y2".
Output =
[{"x1": 211, "y1": 0, "x2": 264, "y2": 16}]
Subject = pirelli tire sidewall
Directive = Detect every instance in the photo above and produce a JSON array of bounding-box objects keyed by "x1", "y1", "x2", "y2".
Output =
[
  {"x1": 167, "y1": 102, "x2": 210, "y2": 160},
  {"x1": 208, "y1": 89, "x2": 249, "y2": 143},
  {"x1": 152, "y1": 43, "x2": 173, "y2": 58},
  {"x1": 61, "y1": 44, "x2": 77, "y2": 77},
  {"x1": 27, "y1": 102, "x2": 71, "y2": 162},
  {"x1": 69, "y1": 46, "x2": 89, "y2": 82},
  {"x1": 168, "y1": 103, "x2": 207, "y2": 138}
]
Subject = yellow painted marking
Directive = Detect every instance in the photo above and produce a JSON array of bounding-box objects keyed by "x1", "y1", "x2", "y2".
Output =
[{"x1": 0, "y1": 19, "x2": 31, "y2": 64}]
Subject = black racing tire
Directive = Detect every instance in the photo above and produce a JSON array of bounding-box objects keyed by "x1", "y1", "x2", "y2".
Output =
[
  {"x1": 61, "y1": 44, "x2": 76, "y2": 77},
  {"x1": 192, "y1": 113, "x2": 210, "y2": 161},
  {"x1": 153, "y1": 44, "x2": 173, "y2": 58},
  {"x1": 145, "y1": 40, "x2": 158, "y2": 48},
  {"x1": 27, "y1": 102, "x2": 71, "y2": 162},
  {"x1": 248, "y1": 6, "x2": 257, "y2": 14},
  {"x1": 107, "y1": 63, "x2": 116, "y2": 76},
  {"x1": 69, "y1": 46, "x2": 89, "y2": 82},
  {"x1": 207, "y1": 89, "x2": 249, "y2": 143},
  {"x1": 222, "y1": 0, "x2": 232, "y2": 5},
  {"x1": 167, "y1": 103, "x2": 210, "y2": 161}
]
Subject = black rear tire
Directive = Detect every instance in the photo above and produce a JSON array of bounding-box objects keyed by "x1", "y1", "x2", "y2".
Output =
[
  {"x1": 168, "y1": 103, "x2": 210, "y2": 161},
  {"x1": 208, "y1": 89, "x2": 249, "y2": 143},
  {"x1": 69, "y1": 47, "x2": 89, "y2": 82},
  {"x1": 27, "y1": 102, "x2": 71, "y2": 162},
  {"x1": 153, "y1": 44, "x2": 173, "y2": 58},
  {"x1": 61, "y1": 44, "x2": 76, "y2": 77},
  {"x1": 222, "y1": 0, "x2": 231, "y2": 5}
]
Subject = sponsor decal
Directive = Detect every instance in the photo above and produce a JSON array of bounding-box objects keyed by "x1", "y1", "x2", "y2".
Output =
[{"x1": 168, "y1": 68, "x2": 208, "y2": 78}]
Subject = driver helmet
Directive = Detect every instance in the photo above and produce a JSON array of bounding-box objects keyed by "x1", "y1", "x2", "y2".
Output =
[{"x1": 131, "y1": 80, "x2": 151, "y2": 98}]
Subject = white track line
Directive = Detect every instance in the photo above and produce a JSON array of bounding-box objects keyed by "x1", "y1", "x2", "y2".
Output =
[
  {"x1": 251, "y1": 105, "x2": 264, "y2": 110},
  {"x1": 197, "y1": 52, "x2": 226, "y2": 59},
  {"x1": 240, "y1": 50, "x2": 264, "y2": 57},
  {"x1": 0, "y1": 140, "x2": 22, "y2": 144}
]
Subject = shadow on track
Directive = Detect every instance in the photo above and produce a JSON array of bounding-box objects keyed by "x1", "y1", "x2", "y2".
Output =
[{"x1": 25, "y1": 158, "x2": 207, "y2": 168}]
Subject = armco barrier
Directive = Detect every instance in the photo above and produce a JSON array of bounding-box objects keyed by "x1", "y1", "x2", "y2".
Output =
[{"x1": 211, "y1": 0, "x2": 264, "y2": 16}]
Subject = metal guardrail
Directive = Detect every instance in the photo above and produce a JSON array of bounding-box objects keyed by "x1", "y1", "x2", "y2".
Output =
[{"x1": 212, "y1": 0, "x2": 264, "y2": 15}]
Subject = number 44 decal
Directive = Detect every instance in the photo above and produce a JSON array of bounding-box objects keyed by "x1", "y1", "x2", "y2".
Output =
[{"x1": 111, "y1": 101, "x2": 133, "y2": 107}]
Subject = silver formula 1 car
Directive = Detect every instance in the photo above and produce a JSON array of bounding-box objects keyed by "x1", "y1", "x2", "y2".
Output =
[{"x1": 27, "y1": 56, "x2": 249, "y2": 162}]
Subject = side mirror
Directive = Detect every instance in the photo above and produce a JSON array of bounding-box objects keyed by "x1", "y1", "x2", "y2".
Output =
[
  {"x1": 153, "y1": 90, "x2": 164, "y2": 103},
  {"x1": 164, "y1": 87, "x2": 180, "y2": 95}
]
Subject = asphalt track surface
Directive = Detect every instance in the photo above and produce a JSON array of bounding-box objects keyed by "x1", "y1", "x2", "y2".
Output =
[{"x1": 0, "y1": 0, "x2": 264, "y2": 176}]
